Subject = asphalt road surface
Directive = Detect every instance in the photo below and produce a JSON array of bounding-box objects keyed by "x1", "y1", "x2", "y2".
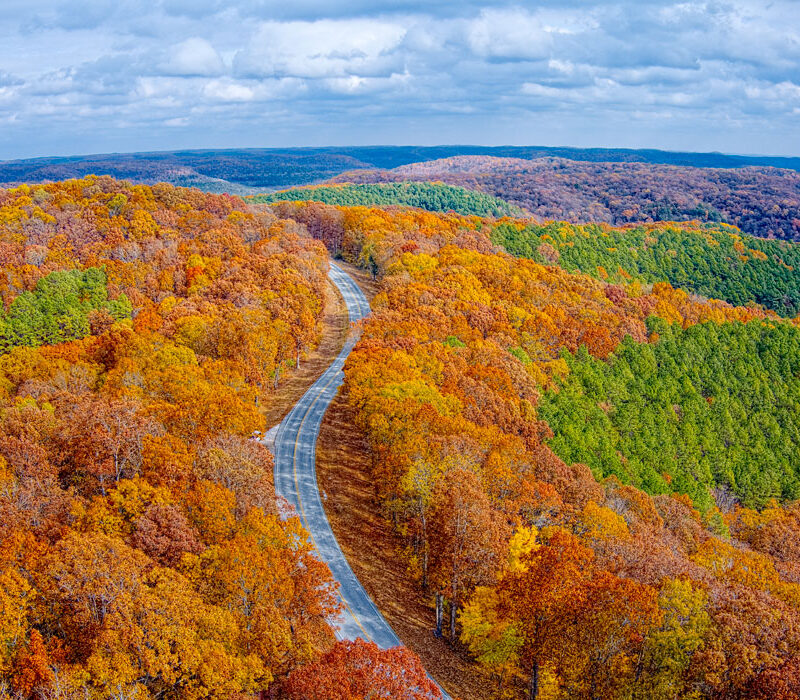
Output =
[{"x1": 273, "y1": 262, "x2": 403, "y2": 646}]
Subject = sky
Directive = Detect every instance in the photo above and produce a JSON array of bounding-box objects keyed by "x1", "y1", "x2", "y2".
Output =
[{"x1": 0, "y1": 0, "x2": 798, "y2": 160}]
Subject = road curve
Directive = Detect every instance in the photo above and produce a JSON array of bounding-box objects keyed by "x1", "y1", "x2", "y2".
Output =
[{"x1": 272, "y1": 262, "x2": 402, "y2": 646}]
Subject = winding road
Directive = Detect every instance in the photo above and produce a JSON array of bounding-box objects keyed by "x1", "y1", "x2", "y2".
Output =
[{"x1": 272, "y1": 262, "x2": 404, "y2": 647}]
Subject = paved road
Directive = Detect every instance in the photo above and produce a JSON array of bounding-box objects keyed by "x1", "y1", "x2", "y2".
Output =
[
  {"x1": 272, "y1": 262, "x2": 403, "y2": 647},
  {"x1": 273, "y1": 263, "x2": 451, "y2": 699}
]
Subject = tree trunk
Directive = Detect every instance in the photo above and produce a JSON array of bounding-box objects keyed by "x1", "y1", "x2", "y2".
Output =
[
  {"x1": 449, "y1": 599, "x2": 457, "y2": 641},
  {"x1": 296, "y1": 348, "x2": 301, "y2": 370},
  {"x1": 420, "y1": 504, "x2": 428, "y2": 588},
  {"x1": 529, "y1": 660, "x2": 539, "y2": 700},
  {"x1": 434, "y1": 593, "x2": 443, "y2": 638}
]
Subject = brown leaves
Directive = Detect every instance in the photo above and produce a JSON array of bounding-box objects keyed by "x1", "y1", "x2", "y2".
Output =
[
  {"x1": 0, "y1": 178, "x2": 346, "y2": 697},
  {"x1": 283, "y1": 639, "x2": 442, "y2": 700},
  {"x1": 132, "y1": 503, "x2": 203, "y2": 567},
  {"x1": 195, "y1": 509, "x2": 341, "y2": 678},
  {"x1": 195, "y1": 432, "x2": 275, "y2": 516},
  {"x1": 697, "y1": 587, "x2": 800, "y2": 696},
  {"x1": 429, "y1": 468, "x2": 510, "y2": 607}
]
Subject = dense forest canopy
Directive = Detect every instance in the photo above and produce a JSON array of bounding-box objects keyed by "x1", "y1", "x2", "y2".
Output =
[
  {"x1": 0, "y1": 178, "x2": 436, "y2": 699},
  {"x1": 491, "y1": 219, "x2": 800, "y2": 317},
  {"x1": 540, "y1": 319, "x2": 800, "y2": 510},
  {"x1": 274, "y1": 199, "x2": 800, "y2": 699},
  {"x1": 338, "y1": 156, "x2": 800, "y2": 241},
  {"x1": 0, "y1": 267, "x2": 132, "y2": 353},
  {"x1": 2, "y1": 175, "x2": 800, "y2": 699},
  {"x1": 250, "y1": 182, "x2": 524, "y2": 218}
]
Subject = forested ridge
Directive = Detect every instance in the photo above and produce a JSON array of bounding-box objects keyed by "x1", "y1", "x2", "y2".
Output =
[
  {"x1": 540, "y1": 319, "x2": 800, "y2": 510},
  {"x1": 491, "y1": 219, "x2": 800, "y2": 317},
  {"x1": 249, "y1": 182, "x2": 523, "y2": 218},
  {"x1": 336, "y1": 156, "x2": 800, "y2": 241},
  {"x1": 0, "y1": 178, "x2": 440, "y2": 699},
  {"x1": 274, "y1": 199, "x2": 800, "y2": 699},
  {"x1": 3, "y1": 145, "x2": 798, "y2": 194}
]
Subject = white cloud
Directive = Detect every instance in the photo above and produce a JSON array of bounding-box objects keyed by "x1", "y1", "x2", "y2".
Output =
[
  {"x1": 743, "y1": 81, "x2": 800, "y2": 104},
  {"x1": 466, "y1": 7, "x2": 593, "y2": 61},
  {"x1": 323, "y1": 71, "x2": 412, "y2": 95},
  {"x1": 202, "y1": 78, "x2": 254, "y2": 101},
  {"x1": 0, "y1": 1, "x2": 799, "y2": 157},
  {"x1": 166, "y1": 37, "x2": 225, "y2": 76},
  {"x1": 233, "y1": 19, "x2": 407, "y2": 79}
]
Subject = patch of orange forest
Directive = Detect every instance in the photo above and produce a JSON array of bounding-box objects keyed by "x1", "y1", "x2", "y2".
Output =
[
  {"x1": 317, "y1": 388, "x2": 496, "y2": 700},
  {"x1": 261, "y1": 276, "x2": 349, "y2": 427}
]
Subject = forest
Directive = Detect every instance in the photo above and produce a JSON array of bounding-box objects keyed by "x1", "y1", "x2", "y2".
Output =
[
  {"x1": 0, "y1": 178, "x2": 441, "y2": 699},
  {"x1": 2, "y1": 178, "x2": 800, "y2": 699},
  {"x1": 250, "y1": 182, "x2": 523, "y2": 218},
  {"x1": 2, "y1": 145, "x2": 797, "y2": 193},
  {"x1": 0, "y1": 267, "x2": 132, "y2": 353},
  {"x1": 540, "y1": 319, "x2": 800, "y2": 510},
  {"x1": 491, "y1": 219, "x2": 800, "y2": 317},
  {"x1": 273, "y1": 199, "x2": 800, "y2": 699},
  {"x1": 338, "y1": 156, "x2": 800, "y2": 241}
]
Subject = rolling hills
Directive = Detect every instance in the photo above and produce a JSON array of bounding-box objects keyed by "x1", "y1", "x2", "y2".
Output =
[
  {"x1": 3, "y1": 174, "x2": 800, "y2": 698},
  {"x1": 1, "y1": 144, "x2": 798, "y2": 190},
  {"x1": 336, "y1": 156, "x2": 800, "y2": 241},
  {"x1": 490, "y1": 220, "x2": 800, "y2": 316},
  {"x1": 3, "y1": 146, "x2": 799, "y2": 241}
]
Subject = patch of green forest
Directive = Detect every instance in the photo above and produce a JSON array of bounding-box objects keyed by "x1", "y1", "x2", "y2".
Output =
[
  {"x1": 491, "y1": 221, "x2": 800, "y2": 316},
  {"x1": 0, "y1": 267, "x2": 132, "y2": 352},
  {"x1": 250, "y1": 182, "x2": 524, "y2": 217},
  {"x1": 539, "y1": 319, "x2": 800, "y2": 511}
]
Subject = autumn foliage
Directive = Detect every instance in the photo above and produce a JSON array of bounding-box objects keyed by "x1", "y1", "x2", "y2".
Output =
[
  {"x1": 0, "y1": 178, "x2": 436, "y2": 699},
  {"x1": 284, "y1": 639, "x2": 442, "y2": 700},
  {"x1": 337, "y1": 155, "x2": 800, "y2": 241},
  {"x1": 274, "y1": 199, "x2": 800, "y2": 699},
  {"x1": 2, "y1": 176, "x2": 800, "y2": 699}
]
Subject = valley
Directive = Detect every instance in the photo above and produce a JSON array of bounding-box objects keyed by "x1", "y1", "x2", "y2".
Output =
[{"x1": 0, "y1": 163, "x2": 799, "y2": 698}]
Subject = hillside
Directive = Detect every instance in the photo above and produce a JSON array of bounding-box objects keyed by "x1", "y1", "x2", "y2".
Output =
[
  {"x1": 2, "y1": 145, "x2": 799, "y2": 193},
  {"x1": 541, "y1": 319, "x2": 800, "y2": 510},
  {"x1": 0, "y1": 150, "x2": 372, "y2": 192},
  {"x1": 0, "y1": 178, "x2": 438, "y2": 699},
  {"x1": 273, "y1": 199, "x2": 800, "y2": 699},
  {"x1": 250, "y1": 182, "x2": 524, "y2": 217},
  {"x1": 3, "y1": 178, "x2": 800, "y2": 699},
  {"x1": 491, "y1": 220, "x2": 800, "y2": 316},
  {"x1": 337, "y1": 156, "x2": 800, "y2": 241}
]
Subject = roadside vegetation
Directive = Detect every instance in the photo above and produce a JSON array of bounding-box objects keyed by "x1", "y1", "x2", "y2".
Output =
[{"x1": 0, "y1": 178, "x2": 438, "y2": 699}]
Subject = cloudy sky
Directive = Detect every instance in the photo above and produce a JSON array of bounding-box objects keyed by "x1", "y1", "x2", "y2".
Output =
[{"x1": 0, "y1": 1, "x2": 798, "y2": 159}]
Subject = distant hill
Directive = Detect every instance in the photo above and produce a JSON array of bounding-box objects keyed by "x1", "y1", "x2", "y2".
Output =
[
  {"x1": 1, "y1": 145, "x2": 798, "y2": 194},
  {"x1": 0, "y1": 150, "x2": 373, "y2": 192},
  {"x1": 336, "y1": 155, "x2": 800, "y2": 241},
  {"x1": 249, "y1": 182, "x2": 524, "y2": 217}
]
